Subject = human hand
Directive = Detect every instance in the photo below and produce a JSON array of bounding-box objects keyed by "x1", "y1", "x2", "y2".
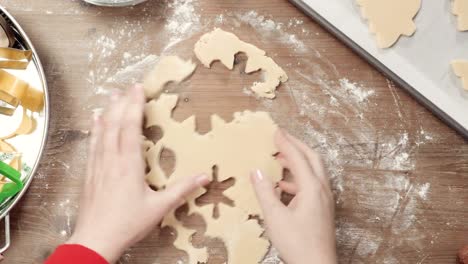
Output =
[
  {"x1": 67, "y1": 84, "x2": 210, "y2": 263},
  {"x1": 251, "y1": 130, "x2": 337, "y2": 264}
]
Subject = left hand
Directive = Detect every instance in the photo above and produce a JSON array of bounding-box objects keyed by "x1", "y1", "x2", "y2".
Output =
[{"x1": 67, "y1": 84, "x2": 210, "y2": 263}]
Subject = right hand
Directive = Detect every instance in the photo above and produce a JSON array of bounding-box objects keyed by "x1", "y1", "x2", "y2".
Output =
[{"x1": 251, "y1": 130, "x2": 337, "y2": 264}]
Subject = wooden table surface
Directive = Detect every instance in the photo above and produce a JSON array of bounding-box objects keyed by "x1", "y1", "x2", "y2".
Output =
[{"x1": 0, "y1": 0, "x2": 467, "y2": 263}]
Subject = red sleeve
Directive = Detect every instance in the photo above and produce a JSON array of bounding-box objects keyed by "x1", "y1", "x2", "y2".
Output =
[{"x1": 45, "y1": 244, "x2": 109, "y2": 264}]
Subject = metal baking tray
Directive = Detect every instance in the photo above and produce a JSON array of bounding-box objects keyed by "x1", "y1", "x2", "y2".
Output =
[
  {"x1": 0, "y1": 7, "x2": 49, "y2": 252},
  {"x1": 289, "y1": 0, "x2": 468, "y2": 140}
]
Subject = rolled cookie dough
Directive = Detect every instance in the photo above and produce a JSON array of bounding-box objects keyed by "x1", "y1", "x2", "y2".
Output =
[
  {"x1": 143, "y1": 56, "x2": 196, "y2": 99},
  {"x1": 452, "y1": 60, "x2": 468, "y2": 90},
  {"x1": 453, "y1": 0, "x2": 468, "y2": 31},
  {"x1": 356, "y1": 0, "x2": 421, "y2": 48},
  {"x1": 142, "y1": 28, "x2": 290, "y2": 263},
  {"x1": 144, "y1": 93, "x2": 282, "y2": 264},
  {"x1": 194, "y1": 28, "x2": 288, "y2": 99}
]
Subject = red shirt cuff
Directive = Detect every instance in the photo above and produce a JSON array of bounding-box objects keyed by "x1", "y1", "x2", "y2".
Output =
[{"x1": 45, "y1": 244, "x2": 109, "y2": 264}]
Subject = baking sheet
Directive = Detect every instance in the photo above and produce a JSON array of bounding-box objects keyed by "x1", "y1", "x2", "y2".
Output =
[{"x1": 289, "y1": 0, "x2": 468, "y2": 139}]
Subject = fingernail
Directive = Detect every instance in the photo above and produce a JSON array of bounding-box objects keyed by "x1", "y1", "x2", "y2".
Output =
[
  {"x1": 278, "y1": 128, "x2": 287, "y2": 137},
  {"x1": 195, "y1": 174, "x2": 210, "y2": 186},
  {"x1": 132, "y1": 84, "x2": 144, "y2": 101},
  {"x1": 252, "y1": 169, "x2": 264, "y2": 183},
  {"x1": 111, "y1": 91, "x2": 120, "y2": 101},
  {"x1": 92, "y1": 112, "x2": 101, "y2": 122},
  {"x1": 275, "y1": 129, "x2": 284, "y2": 141},
  {"x1": 134, "y1": 83, "x2": 143, "y2": 91}
]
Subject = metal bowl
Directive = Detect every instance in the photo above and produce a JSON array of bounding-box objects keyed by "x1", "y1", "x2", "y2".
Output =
[
  {"x1": 83, "y1": 0, "x2": 148, "y2": 7},
  {"x1": 0, "y1": 7, "x2": 49, "y2": 253}
]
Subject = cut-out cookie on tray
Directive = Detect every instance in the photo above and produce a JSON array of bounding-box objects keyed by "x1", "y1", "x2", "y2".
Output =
[
  {"x1": 452, "y1": 60, "x2": 468, "y2": 91},
  {"x1": 356, "y1": 0, "x2": 421, "y2": 48},
  {"x1": 453, "y1": 0, "x2": 468, "y2": 31}
]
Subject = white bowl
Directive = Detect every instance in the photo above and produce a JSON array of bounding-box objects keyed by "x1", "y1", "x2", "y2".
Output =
[{"x1": 83, "y1": 0, "x2": 148, "y2": 7}]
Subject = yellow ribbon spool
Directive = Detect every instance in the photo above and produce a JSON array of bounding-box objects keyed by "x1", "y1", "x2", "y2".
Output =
[
  {"x1": 0, "y1": 47, "x2": 41, "y2": 116},
  {"x1": 0, "y1": 48, "x2": 32, "y2": 69},
  {"x1": 0, "y1": 69, "x2": 44, "y2": 113}
]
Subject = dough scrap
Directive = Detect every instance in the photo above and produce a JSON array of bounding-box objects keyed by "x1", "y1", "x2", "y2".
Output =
[
  {"x1": 144, "y1": 93, "x2": 282, "y2": 263},
  {"x1": 356, "y1": 0, "x2": 421, "y2": 48},
  {"x1": 143, "y1": 56, "x2": 197, "y2": 99},
  {"x1": 194, "y1": 28, "x2": 288, "y2": 99},
  {"x1": 453, "y1": 0, "x2": 468, "y2": 31},
  {"x1": 452, "y1": 60, "x2": 468, "y2": 90}
]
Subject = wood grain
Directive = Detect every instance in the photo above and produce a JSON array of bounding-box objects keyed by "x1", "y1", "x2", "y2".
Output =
[{"x1": 0, "y1": 0, "x2": 466, "y2": 263}]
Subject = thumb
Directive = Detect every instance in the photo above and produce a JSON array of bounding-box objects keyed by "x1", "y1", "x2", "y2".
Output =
[
  {"x1": 158, "y1": 174, "x2": 210, "y2": 213},
  {"x1": 250, "y1": 169, "x2": 284, "y2": 217}
]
